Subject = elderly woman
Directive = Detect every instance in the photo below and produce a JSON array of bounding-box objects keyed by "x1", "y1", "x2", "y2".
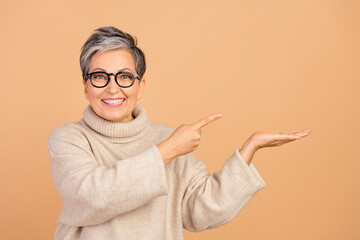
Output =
[{"x1": 48, "y1": 26, "x2": 311, "y2": 240}]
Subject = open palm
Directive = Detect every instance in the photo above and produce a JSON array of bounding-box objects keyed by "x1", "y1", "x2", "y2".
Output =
[{"x1": 249, "y1": 129, "x2": 312, "y2": 150}]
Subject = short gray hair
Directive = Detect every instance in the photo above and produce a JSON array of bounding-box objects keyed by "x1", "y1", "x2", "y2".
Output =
[{"x1": 80, "y1": 26, "x2": 146, "y2": 81}]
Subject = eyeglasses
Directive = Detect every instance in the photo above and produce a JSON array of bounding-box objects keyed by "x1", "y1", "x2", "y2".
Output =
[{"x1": 86, "y1": 71, "x2": 140, "y2": 88}]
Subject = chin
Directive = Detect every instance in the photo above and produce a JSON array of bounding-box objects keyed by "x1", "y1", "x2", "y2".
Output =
[{"x1": 92, "y1": 104, "x2": 132, "y2": 123}]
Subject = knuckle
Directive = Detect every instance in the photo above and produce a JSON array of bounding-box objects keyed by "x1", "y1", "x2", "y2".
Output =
[
  {"x1": 250, "y1": 132, "x2": 259, "y2": 140},
  {"x1": 191, "y1": 124, "x2": 199, "y2": 130}
]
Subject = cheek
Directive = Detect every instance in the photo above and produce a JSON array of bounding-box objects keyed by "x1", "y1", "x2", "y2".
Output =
[
  {"x1": 134, "y1": 82, "x2": 144, "y2": 100},
  {"x1": 122, "y1": 86, "x2": 139, "y2": 99},
  {"x1": 87, "y1": 88, "x2": 103, "y2": 101},
  {"x1": 137, "y1": 88, "x2": 142, "y2": 100}
]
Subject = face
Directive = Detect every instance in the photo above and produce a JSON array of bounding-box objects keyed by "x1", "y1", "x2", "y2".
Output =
[{"x1": 83, "y1": 48, "x2": 145, "y2": 123}]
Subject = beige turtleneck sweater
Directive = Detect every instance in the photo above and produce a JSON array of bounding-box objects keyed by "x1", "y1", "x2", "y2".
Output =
[{"x1": 48, "y1": 105, "x2": 266, "y2": 240}]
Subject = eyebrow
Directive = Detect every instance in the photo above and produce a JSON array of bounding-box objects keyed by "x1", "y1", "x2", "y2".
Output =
[{"x1": 92, "y1": 67, "x2": 134, "y2": 72}]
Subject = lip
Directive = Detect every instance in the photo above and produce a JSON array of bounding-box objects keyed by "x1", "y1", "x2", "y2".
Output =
[
  {"x1": 102, "y1": 97, "x2": 124, "y2": 100},
  {"x1": 101, "y1": 98, "x2": 125, "y2": 107}
]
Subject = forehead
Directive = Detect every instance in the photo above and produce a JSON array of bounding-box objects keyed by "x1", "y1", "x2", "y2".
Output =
[{"x1": 89, "y1": 48, "x2": 135, "y2": 71}]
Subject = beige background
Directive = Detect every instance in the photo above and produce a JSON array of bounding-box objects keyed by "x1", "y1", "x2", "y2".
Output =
[{"x1": 0, "y1": 0, "x2": 359, "y2": 239}]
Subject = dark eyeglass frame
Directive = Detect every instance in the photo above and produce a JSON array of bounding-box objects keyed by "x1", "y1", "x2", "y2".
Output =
[{"x1": 86, "y1": 71, "x2": 140, "y2": 88}]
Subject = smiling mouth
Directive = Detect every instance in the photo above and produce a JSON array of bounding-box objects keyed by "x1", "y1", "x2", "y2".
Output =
[{"x1": 102, "y1": 99, "x2": 125, "y2": 105}]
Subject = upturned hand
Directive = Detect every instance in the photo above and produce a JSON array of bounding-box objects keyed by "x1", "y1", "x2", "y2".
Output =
[{"x1": 239, "y1": 129, "x2": 312, "y2": 165}]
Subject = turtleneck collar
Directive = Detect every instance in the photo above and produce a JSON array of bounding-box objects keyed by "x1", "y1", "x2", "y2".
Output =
[{"x1": 81, "y1": 104, "x2": 150, "y2": 143}]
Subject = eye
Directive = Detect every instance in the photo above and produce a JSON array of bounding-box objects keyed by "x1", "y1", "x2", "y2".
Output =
[
  {"x1": 91, "y1": 72, "x2": 108, "y2": 82},
  {"x1": 119, "y1": 73, "x2": 134, "y2": 80},
  {"x1": 94, "y1": 74, "x2": 106, "y2": 79}
]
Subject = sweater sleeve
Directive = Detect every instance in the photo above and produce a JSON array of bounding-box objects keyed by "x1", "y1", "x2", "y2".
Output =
[
  {"x1": 48, "y1": 125, "x2": 168, "y2": 226},
  {"x1": 181, "y1": 149, "x2": 265, "y2": 232}
]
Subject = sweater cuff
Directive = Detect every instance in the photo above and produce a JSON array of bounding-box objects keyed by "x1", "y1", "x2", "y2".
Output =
[
  {"x1": 148, "y1": 145, "x2": 169, "y2": 195},
  {"x1": 234, "y1": 148, "x2": 266, "y2": 189}
]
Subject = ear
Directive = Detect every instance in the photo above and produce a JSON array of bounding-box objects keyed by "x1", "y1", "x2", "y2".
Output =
[
  {"x1": 83, "y1": 80, "x2": 90, "y2": 101},
  {"x1": 137, "y1": 78, "x2": 146, "y2": 100}
]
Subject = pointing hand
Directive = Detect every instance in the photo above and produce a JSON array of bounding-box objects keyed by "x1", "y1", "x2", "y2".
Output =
[{"x1": 157, "y1": 113, "x2": 222, "y2": 164}]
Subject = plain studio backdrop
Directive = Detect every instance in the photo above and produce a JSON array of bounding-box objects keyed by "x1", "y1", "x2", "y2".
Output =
[{"x1": 0, "y1": 0, "x2": 359, "y2": 239}]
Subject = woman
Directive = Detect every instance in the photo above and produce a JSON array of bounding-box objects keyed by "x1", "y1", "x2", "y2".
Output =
[{"x1": 48, "y1": 26, "x2": 311, "y2": 240}]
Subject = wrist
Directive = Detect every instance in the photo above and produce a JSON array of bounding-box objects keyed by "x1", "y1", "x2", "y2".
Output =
[
  {"x1": 239, "y1": 138, "x2": 258, "y2": 166},
  {"x1": 157, "y1": 140, "x2": 175, "y2": 165},
  {"x1": 243, "y1": 137, "x2": 258, "y2": 152}
]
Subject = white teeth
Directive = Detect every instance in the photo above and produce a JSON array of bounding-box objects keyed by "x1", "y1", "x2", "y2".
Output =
[{"x1": 103, "y1": 99, "x2": 124, "y2": 105}]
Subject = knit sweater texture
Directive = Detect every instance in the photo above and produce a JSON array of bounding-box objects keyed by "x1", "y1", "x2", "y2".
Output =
[{"x1": 48, "y1": 104, "x2": 266, "y2": 240}]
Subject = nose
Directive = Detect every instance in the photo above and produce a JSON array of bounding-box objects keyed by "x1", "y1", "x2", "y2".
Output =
[{"x1": 106, "y1": 75, "x2": 120, "y2": 94}]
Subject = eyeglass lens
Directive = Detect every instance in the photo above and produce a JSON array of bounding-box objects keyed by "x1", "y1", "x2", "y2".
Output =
[{"x1": 90, "y1": 72, "x2": 135, "y2": 87}]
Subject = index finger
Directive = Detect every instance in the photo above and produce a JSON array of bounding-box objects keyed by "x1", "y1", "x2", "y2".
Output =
[{"x1": 192, "y1": 113, "x2": 222, "y2": 129}]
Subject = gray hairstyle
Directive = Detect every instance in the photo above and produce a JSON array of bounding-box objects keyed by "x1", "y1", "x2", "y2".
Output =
[{"x1": 80, "y1": 26, "x2": 146, "y2": 81}]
